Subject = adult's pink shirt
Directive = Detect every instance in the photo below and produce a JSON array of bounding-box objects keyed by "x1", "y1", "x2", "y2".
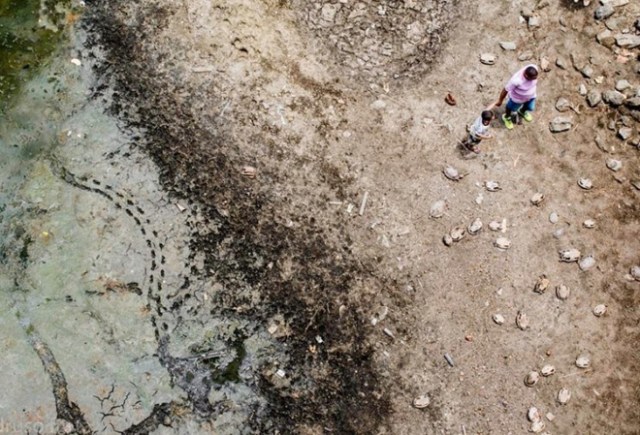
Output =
[{"x1": 505, "y1": 64, "x2": 538, "y2": 104}]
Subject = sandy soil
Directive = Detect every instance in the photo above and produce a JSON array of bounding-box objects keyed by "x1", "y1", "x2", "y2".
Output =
[{"x1": 80, "y1": 0, "x2": 640, "y2": 433}]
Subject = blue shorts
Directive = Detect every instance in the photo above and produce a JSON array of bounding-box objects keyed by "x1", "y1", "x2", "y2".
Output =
[{"x1": 507, "y1": 98, "x2": 536, "y2": 113}]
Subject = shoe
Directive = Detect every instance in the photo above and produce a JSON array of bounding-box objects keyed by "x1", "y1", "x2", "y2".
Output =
[
  {"x1": 519, "y1": 111, "x2": 533, "y2": 122},
  {"x1": 502, "y1": 114, "x2": 514, "y2": 130}
]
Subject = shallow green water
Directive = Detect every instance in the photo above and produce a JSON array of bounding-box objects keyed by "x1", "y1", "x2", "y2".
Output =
[{"x1": 0, "y1": 0, "x2": 71, "y2": 111}]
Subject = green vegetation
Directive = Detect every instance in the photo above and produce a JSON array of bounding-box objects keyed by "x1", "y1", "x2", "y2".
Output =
[{"x1": 0, "y1": 0, "x2": 71, "y2": 111}]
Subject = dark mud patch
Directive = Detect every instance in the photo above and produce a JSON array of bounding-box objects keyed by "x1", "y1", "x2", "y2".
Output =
[{"x1": 83, "y1": 1, "x2": 391, "y2": 432}]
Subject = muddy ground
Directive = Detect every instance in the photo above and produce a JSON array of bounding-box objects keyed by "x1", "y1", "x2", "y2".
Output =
[{"x1": 78, "y1": 0, "x2": 640, "y2": 433}]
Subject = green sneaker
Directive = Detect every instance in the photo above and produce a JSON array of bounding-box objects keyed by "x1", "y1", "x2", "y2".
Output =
[
  {"x1": 502, "y1": 114, "x2": 514, "y2": 130},
  {"x1": 520, "y1": 111, "x2": 533, "y2": 122}
]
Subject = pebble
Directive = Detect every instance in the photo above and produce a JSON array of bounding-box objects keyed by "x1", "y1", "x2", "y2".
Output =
[
  {"x1": 603, "y1": 89, "x2": 626, "y2": 106},
  {"x1": 528, "y1": 16, "x2": 541, "y2": 28},
  {"x1": 480, "y1": 53, "x2": 496, "y2": 65},
  {"x1": 556, "y1": 57, "x2": 568, "y2": 69},
  {"x1": 587, "y1": 90, "x2": 602, "y2": 107},
  {"x1": 556, "y1": 284, "x2": 570, "y2": 300},
  {"x1": 492, "y1": 314, "x2": 505, "y2": 325},
  {"x1": 593, "y1": 304, "x2": 607, "y2": 317},
  {"x1": 578, "y1": 84, "x2": 588, "y2": 96},
  {"x1": 553, "y1": 228, "x2": 565, "y2": 239},
  {"x1": 615, "y1": 79, "x2": 631, "y2": 91},
  {"x1": 618, "y1": 127, "x2": 633, "y2": 140},
  {"x1": 430, "y1": 200, "x2": 447, "y2": 218},
  {"x1": 583, "y1": 219, "x2": 596, "y2": 228},
  {"x1": 555, "y1": 97, "x2": 571, "y2": 112},
  {"x1": 579, "y1": 255, "x2": 596, "y2": 271},
  {"x1": 518, "y1": 51, "x2": 534, "y2": 61},
  {"x1": 540, "y1": 57, "x2": 550, "y2": 71},
  {"x1": 70, "y1": 58, "x2": 82, "y2": 66},
  {"x1": 594, "y1": 4, "x2": 615, "y2": 20},
  {"x1": 549, "y1": 212, "x2": 559, "y2": 224},
  {"x1": 412, "y1": 394, "x2": 431, "y2": 409},
  {"x1": 557, "y1": 388, "x2": 571, "y2": 405},
  {"x1": 615, "y1": 34, "x2": 640, "y2": 49},
  {"x1": 371, "y1": 99, "x2": 387, "y2": 110},
  {"x1": 597, "y1": 29, "x2": 616, "y2": 47},
  {"x1": 581, "y1": 65, "x2": 594, "y2": 78},
  {"x1": 549, "y1": 116, "x2": 573, "y2": 133},
  {"x1": 606, "y1": 158, "x2": 622, "y2": 171},
  {"x1": 500, "y1": 41, "x2": 517, "y2": 51}
]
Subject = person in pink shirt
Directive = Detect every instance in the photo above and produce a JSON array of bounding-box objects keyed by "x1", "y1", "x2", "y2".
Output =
[{"x1": 492, "y1": 64, "x2": 539, "y2": 130}]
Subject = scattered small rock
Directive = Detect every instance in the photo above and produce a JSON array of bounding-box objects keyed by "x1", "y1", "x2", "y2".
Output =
[
  {"x1": 556, "y1": 284, "x2": 571, "y2": 300},
  {"x1": 587, "y1": 90, "x2": 602, "y2": 107},
  {"x1": 524, "y1": 370, "x2": 539, "y2": 386},
  {"x1": 555, "y1": 97, "x2": 571, "y2": 112},
  {"x1": 518, "y1": 51, "x2": 534, "y2": 61},
  {"x1": 468, "y1": 218, "x2": 483, "y2": 235},
  {"x1": 494, "y1": 237, "x2": 511, "y2": 250},
  {"x1": 578, "y1": 83, "x2": 588, "y2": 96},
  {"x1": 583, "y1": 219, "x2": 596, "y2": 229},
  {"x1": 549, "y1": 116, "x2": 573, "y2": 132},
  {"x1": 556, "y1": 57, "x2": 568, "y2": 70},
  {"x1": 576, "y1": 354, "x2": 591, "y2": 369},
  {"x1": 615, "y1": 79, "x2": 631, "y2": 91},
  {"x1": 534, "y1": 274, "x2": 550, "y2": 294},
  {"x1": 549, "y1": 212, "x2": 559, "y2": 224},
  {"x1": 500, "y1": 41, "x2": 517, "y2": 51},
  {"x1": 578, "y1": 177, "x2": 593, "y2": 190},
  {"x1": 540, "y1": 57, "x2": 550, "y2": 71},
  {"x1": 579, "y1": 255, "x2": 596, "y2": 271},
  {"x1": 594, "y1": 4, "x2": 615, "y2": 20},
  {"x1": 559, "y1": 248, "x2": 581, "y2": 262},
  {"x1": 557, "y1": 388, "x2": 571, "y2": 405},
  {"x1": 618, "y1": 127, "x2": 633, "y2": 140},
  {"x1": 581, "y1": 65, "x2": 594, "y2": 78},
  {"x1": 603, "y1": 89, "x2": 626, "y2": 106},
  {"x1": 527, "y1": 406, "x2": 541, "y2": 423},
  {"x1": 485, "y1": 180, "x2": 501, "y2": 192},
  {"x1": 412, "y1": 394, "x2": 431, "y2": 409},
  {"x1": 597, "y1": 29, "x2": 616, "y2": 47},
  {"x1": 528, "y1": 16, "x2": 541, "y2": 28},
  {"x1": 593, "y1": 304, "x2": 607, "y2": 317},
  {"x1": 480, "y1": 53, "x2": 496, "y2": 65},
  {"x1": 492, "y1": 314, "x2": 505, "y2": 325},
  {"x1": 516, "y1": 311, "x2": 529, "y2": 330},
  {"x1": 606, "y1": 158, "x2": 622, "y2": 171},
  {"x1": 450, "y1": 227, "x2": 466, "y2": 242},
  {"x1": 443, "y1": 165, "x2": 463, "y2": 181},
  {"x1": 540, "y1": 365, "x2": 556, "y2": 376},
  {"x1": 530, "y1": 192, "x2": 545, "y2": 206},
  {"x1": 444, "y1": 93, "x2": 457, "y2": 106},
  {"x1": 615, "y1": 34, "x2": 640, "y2": 49},
  {"x1": 430, "y1": 200, "x2": 447, "y2": 218}
]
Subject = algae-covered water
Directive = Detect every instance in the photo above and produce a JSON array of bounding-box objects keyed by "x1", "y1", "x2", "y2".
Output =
[{"x1": 1, "y1": 2, "x2": 282, "y2": 433}]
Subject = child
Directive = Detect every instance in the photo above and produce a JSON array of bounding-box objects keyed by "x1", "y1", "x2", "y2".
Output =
[{"x1": 463, "y1": 110, "x2": 494, "y2": 154}]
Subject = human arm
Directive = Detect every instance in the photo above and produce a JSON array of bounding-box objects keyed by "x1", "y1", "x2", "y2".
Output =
[
  {"x1": 476, "y1": 132, "x2": 493, "y2": 140},
  {"x1": 493, "y1": 88, "x2": 508, "y2": 107}
]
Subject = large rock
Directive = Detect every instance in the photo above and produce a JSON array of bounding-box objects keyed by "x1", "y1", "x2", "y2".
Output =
[
  {"x1": 603, "y1": 90, "x2": 626, "y2": 106},
  {"x1": 549, "y1": 117, "x2": 573, "y2": 133},
  {"x1": 615, "y1": 34, "x2": 640, "y2": 48}
]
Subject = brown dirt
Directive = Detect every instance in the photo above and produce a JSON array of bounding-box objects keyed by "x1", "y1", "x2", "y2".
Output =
[{"x1": 85, "y1": 0, "x2": 640, "y2": 433}]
